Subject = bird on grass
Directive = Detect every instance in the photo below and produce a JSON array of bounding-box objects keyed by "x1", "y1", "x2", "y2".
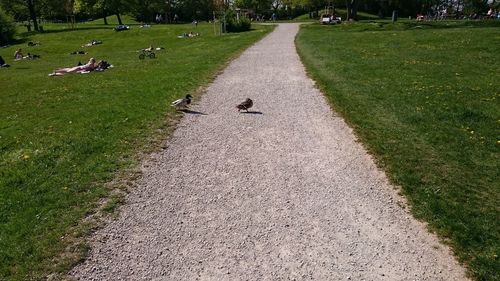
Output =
[
  {"x1": 237, "y1": 98, "x2": 253, "y2": 112},
  {"x1": 171, "y1": 94, "x2": 192, "y2": 109}
]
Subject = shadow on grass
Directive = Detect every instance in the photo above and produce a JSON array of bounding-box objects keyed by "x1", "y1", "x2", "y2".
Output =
[
  {"x1": 332, "y1": 20, "x2": 500, "y2": 32},
  {"x1": 2, "y1": 37, "x2": 29, "y2": 46},
  {"x1": 19, "y1": 26, "x2": 113, "y2": 37}
]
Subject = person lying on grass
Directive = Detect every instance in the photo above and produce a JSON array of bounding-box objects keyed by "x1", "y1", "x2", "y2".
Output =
[
  {"x1": 48, "y1": 58, "x2": 113, "y2": 76},
  {"x1": 95, "y1": 60, "x2": 112, "y2": 71},
  {"x1": 177, "y1": 32, "x2": 200, "y2": 38},
  {"x1": 142, "y1": 45, "x2": 164, "y2": 51},
  {"x1": 25, "y1": 53, "x2": 40, "y2": 59},
  {"x1": 70, "y1": 50, "x2": 88, "y2": 55},
  {"x1": 82, "y1": 39, "x2": 102, "y2": 47},
  {"x1": 49, "y1": 58, "x2": 97, "y2": 76},
  {"x1": 27, "y1": 41, "x2": 41, "y2": 46}
]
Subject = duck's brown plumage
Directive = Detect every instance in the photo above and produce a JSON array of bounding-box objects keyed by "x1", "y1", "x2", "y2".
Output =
[{"x1": 237, "y1": 98, "x2": 253, "y2": 112}]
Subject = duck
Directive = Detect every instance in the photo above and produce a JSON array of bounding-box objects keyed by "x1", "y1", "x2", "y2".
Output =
[
  {"x1": 237, "y1": 98, "x2": 253, "y2": 112},
  {"x1": 171, "y1": 94, "x2": 192, "y2": 109}
]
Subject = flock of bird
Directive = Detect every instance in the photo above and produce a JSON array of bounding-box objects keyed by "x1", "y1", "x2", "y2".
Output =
[{"x1": 171, "y1": 94, "x2": 253, "y2": 112}]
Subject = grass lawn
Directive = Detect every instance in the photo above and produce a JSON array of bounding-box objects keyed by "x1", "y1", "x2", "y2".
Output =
[
  {"x1": 296, "y1": 21, "x2": 499, "y2": 280},
  {"x1": 0, "y1": 19, "x2": 273, "y2": 280}
]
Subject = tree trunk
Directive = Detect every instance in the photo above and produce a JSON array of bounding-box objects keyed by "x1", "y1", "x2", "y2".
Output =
[
  {"x1": 345, "y1": 0, "x2": 358, "y2": 21},
  {"x1": 116, "y1": 12, "x2": 123, "y2": 25},
  {"x1": 26, "y1": 0, "x2": 39, "y2": 31},
  {"x1": 103, "y1": 8, "x2": 108, "y2": 25},
  {"x1": 345, "y1": 0, "x2": 350, "y2": 20},
  {"x1": 351, "y1": 0, "x2": 357, "y2": 20},
  {"x1": 166, "y1": 0, "x2": 172, "y2": 23}
]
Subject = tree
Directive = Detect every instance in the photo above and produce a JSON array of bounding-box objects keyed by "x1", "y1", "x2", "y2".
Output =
[
  {"x1": 346, "y1": 0, "x2": 357, "y2": 20},
  {"x1": 0, "y1": 6, "x2": 16, "y2": 44},
  {"x1": 234, "y1": 0, "x2": 274, "y2": 15},
  {"x1": 26, "y1": 0, "x2": 40, "y2": 30},
  {"x1": 0, "y1": 0, "x2": 41, "y2": 30},
  {"x1": 74, "y1": 0, "x2": 129, "y2": 24},
  {"x1": 463, "y1": 0, "x2": 489, "y2": 14},
  {"x1": 128, "y1": 0, "x2": 166, "y2": 23}
]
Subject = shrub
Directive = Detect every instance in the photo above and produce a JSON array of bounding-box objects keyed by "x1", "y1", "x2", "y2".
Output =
[
  {"x1": 225, "y1": 10, "x2": 251, "y2": 33},
  {"x1": 0, "y1": 7, "x2": 15, "y2": 45}
]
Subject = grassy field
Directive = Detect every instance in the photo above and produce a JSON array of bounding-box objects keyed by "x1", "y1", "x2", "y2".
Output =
[
  {"x1": 296, "y1": 21, "x2": 499, "y2": 280},
  {"x1": 0, "y1": 18, "x2": 273, "y2": 280}
]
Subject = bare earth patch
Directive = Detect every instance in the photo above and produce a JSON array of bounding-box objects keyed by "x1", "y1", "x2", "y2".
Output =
[{"x1": 70, "y1": 23, "x2": 467, "y2": 280}]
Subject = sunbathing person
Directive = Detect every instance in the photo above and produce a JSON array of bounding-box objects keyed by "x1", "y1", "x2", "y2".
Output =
[
  {"x1": 14, "y1": 48, "x2": 25, "y2": 60},
  {"x1": 70, "y1": 50, "x2": 87, "y2": 55},
  {"x1": 14, "y1": 49, "x2": 40, "y2": 60},
  {"x1": 82, "y1": 39, "x2": 102, "y2": 47},
  {"x1": 142, "y1": 45, "x2": 164, "y2": 51},
  {"x1": 177, "y1": 32, "x2": 200, "y2": 38},
  {"x1": 95, "y1": 60, "x2": 112, "y2": 71},
  {"x1": 49, "y1": 58, "x2": 97, "y2": 76},
  {"x1": 27, "y1": 41, "x2": 41, "y2": 46},
  {"x1": 26, "y1": 53, "x2": 40, "y2": 59}
]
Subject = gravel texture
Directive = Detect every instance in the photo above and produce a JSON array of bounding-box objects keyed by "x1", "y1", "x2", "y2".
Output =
[{"x1": 70, "y1": 23, "x2": 468, "y2": 280}]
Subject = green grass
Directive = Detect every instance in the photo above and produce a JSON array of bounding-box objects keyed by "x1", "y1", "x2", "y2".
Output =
[
  {"x1": 0, "y1": 20, "x2": 273, "y2": 280},
  {"x1": 296, "y1": 21, "x2": 500, "y2": 280}
]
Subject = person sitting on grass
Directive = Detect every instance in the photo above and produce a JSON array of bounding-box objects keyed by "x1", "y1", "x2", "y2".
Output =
[
  {"x1": 14, "y1": 48, "x2": 25, "y2": 60},
  {"x1": 49, "y1": 58, "x2": 97, "y2": 76},
  {"x1": 0, "y1": 55, "x2": 10, "y2": 67},
  {"x1": 14, "y1": 49, "x2": 40, "y2": 60}
]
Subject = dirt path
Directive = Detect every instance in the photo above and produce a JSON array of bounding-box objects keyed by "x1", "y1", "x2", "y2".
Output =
[{"x1": 71, "y1": 23, "x2": 467, "y2": 280}]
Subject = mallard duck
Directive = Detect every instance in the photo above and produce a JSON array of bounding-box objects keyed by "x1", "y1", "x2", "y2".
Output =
[
  {"x1": 237, "y1": 98, "x2": 253, "y2": 112},
  {"x1": 171, "y1": 94, "x2": 192, "y2": 109}
]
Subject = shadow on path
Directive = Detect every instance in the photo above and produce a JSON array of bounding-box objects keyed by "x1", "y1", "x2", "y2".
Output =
[
  {"x1": 240, "y1": 111, "x2": 263, "y2": 115},
  {"x1": 181, "y1": 109, "x2": 207, "y2": 115}
]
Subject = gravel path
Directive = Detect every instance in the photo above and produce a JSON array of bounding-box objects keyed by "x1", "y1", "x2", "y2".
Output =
[{"x1": 70, "y1": 23, "x2": 467, "y2": 280}]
